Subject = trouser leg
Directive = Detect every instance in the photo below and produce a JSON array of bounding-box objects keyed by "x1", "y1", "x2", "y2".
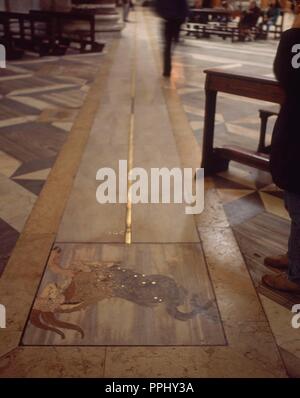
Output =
[
  {"x1": 163, "y1": 20, "x2": 173, "y2": 75},
  {"x1": 173, "y1": 21, "x2": 182, "y2": 43},
  {"x1": 285, "y1": 191, "x2": 300, "y2": 283},
  {"x1": 123, "y1": 3, "x2": 130, "y2": 21}
]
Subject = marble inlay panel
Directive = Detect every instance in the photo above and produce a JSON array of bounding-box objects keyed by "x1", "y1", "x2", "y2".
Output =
[{"x1": 22, "y1": 243, "x2": 225, "y2": 346}]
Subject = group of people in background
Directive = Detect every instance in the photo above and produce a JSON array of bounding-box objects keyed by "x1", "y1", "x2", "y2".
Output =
[{"x1": 238, "y1": 0, "x2": 282, "y2": 38}]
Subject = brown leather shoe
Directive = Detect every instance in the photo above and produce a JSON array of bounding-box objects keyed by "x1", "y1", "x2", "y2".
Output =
[
  {"x1": 262, "y1": 273, "x2": 300, "y2": 294},
  {"x1": 264, "y1": 254, "x2": 288, "y2": 269}
]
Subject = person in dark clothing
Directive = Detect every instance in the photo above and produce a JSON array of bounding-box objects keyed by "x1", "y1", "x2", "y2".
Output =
[
  {"x1": 264, "y1": 0, "x2": 281, "y2": 26},
  {"x1": 238, "y1": 0, "x2": 261, "y2": 40},
  {"x1": 155, "y1": 0, "x2": 189, "y2": 77},
  {"x1": 263, "y1": 1, "x2": 300, "y2": 293}
]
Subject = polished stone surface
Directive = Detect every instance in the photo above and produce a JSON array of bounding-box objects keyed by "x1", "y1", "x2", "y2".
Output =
[{"x1": 0, "y1": 7, "x2": 296, "y2": 377}]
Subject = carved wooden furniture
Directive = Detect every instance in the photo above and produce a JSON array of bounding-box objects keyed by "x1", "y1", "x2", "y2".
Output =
[
  {"x1": 184, "y1": 9, "x2": 285, "y2": 42},
  {"x1": 29, "y1": 10, "x2": 105, "y2": 54},
  {"x1": 0, "y1": 12, "x2": 26, "y2": 59},
  {"x1": 0, "y1": 10, "x2": 105, "y2": 57},
  {"x1": 201, "y1": 69, "x2": 285, "y2": 175}
]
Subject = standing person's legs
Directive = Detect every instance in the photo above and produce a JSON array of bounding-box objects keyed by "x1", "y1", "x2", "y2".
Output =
[
  {"x1": 163, "y1": 20, "x2": 182, "y2": 77},
  {"x1": 262, "y1": 191, "x2": 300, "y2": 293},
  {"x1": 285, "y1": 191, "x2": 300, "y2": 283},
  {"x1": 163, "y1": 20, "x2": 173, "y2": 77},
  {"x1": 173, "y1": 20, "x2": 182, "y2": 43},
  {"x1": 123, "y1": 2, "x2": 130, "y2": 22}
]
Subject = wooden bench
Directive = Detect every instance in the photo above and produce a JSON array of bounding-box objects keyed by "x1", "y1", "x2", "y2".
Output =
[
  {"x1": 29, "y1": 10, "x2": 105, "y2": 54},
  {"x1": 259, "y1": 10, "x2": 285, "y2": 40},
  {"x1": 258, "y1": 108, "x2": 278, "y2": 153},
  {"x1": 0, "y1": 11, "x2": 66, "y2": 57},
  {"x1": 201, "y1": 69, "x2": 285, "y2": 175},
  {"x1": 0, "y1": 12, "x2": 27, "y2": 59},
  {"x1": 183, "y1": 22, "x2": 240, "y2": 42},
  {"x1": 184, "y1": 10, "x2": 285, "y2": 42},
  {"x1": 0, "y1": 10, "x2": 105, "y2": 58}
]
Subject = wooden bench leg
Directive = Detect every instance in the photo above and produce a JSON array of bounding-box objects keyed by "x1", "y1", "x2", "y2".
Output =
[
  {"x1": 258, "y1": 110, "x2": 277, "y2": 153},
  {"x1": 258, "y1": 110, "x2": 268, "y2": 153},
  {"x1": 201, "y1": 89, "x2": 229, "y2": 175}
]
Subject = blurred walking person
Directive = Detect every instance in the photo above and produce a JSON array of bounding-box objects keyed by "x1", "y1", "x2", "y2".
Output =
[
  {"x1": 155, "y1": 0, "x2": 189, "y2": 77},
  {"x1": 122, "y1": 0, "x2": 130, "y2": 22}
]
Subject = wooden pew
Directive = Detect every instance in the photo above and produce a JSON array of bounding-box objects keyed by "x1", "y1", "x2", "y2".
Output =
[
  {"x1": 184, "y1": 9, "x2": 285, "y2": 42},
  {"x1": 201, "y1": 69, "x2": 285, "y2": 175},
  {"x1": 0, "y1": 10, "x2": 105, "y2": 59},
  {"x1": 29, "y1": 10, "x2": 104, "y2": 54},
  {"x1": 0, "y1": 12, "x2": 26, "y2": 59},
  {"x1": 183, "y1": 21, "x2": 240, "y2": 42},
  {"x1": 0, "y1": 11, "x2": 64, "y2": 57},
  {"x1": 260, "y1": 10, "x2": 285, "y2": 40}
]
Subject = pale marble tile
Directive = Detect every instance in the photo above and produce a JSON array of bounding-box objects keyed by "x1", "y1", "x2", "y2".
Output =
[
  {"x1": 183, "y1": 104, "x2": 203, "y2": 116},
  {"x1": 183, "y1": 105, "x2": 224, "y2": 123},
  {"x1": 42, "y1": 92, "x2": 84, "y2": 108},
  {"x1": 0, "y1": 115, "x2": 37, "y2": 128},
  {"x1": 262, "y1": 183, "x2": 282, "y2": 193},
  {"x1": 229, "y1": 115, "x2": 264, "y2": 125},
  {"x1": 10, "y1": 57, "x2": 59, "y2": 66},
  {"x1": 0, "y1": 347, "x2": 106, "y2": 378},
  {"x1": 217, "y1": 189, "x2": 255, "y2": 204},
  {"x1": 0, "y1": 174, "x2": 36, "y2": 232},
  {"x1": 0, "y1": 232, "x2": 56, "y2": 336},
  {"x1": 14, "y1": 168, "x2": 51, "y2": 181},
  {"x1": 186, "y1": 52, "x2": 273, "y2": 69},
  {"x1": 198, "y1": 226, "x2": 286, "y2": 375},
  {"x1": 9, "y1": 96, "x2": 57, "y2": 111},
  {"x1": 190, "y1": 120, "x2": 204, "y2": 130},
  {"x1": 181, "y1": 39, "x2": 276, "y2": 57},
  {"x1": 226, "y1": 123, "x2": 260, "y2": 140},
  {"x1": 259, "y1": 192, "x2": 289, "y2": 221},
  {"x1": 195, "y1": 186, "x2": 230, "y2": 228},
  {"x1": 8, "y1": 84, "x2": 77, "y2": 97},
  {"x1": 104, "y1": 346, "x2": 285, "y2": 378},
  {"x1": 260, "y1": 294, "x2": 300, "y2": 360},
  {"x1": 280, "y1": 348, "x2": 300, "y2": 378},
  {"x1": 52, "y1": 122, "x2": 73, "y2": 132},
  {"x1": 177, "y1": 87, "x2": 200, "y2": 95},
  {"x1": 0, "y1": 74, "x2": 32, "y2": 82},
  {"x1": 0, "y1": 331, "x2": 22, "y2": 359},
  {"x1": 213, "y1": 63, "x2": 243, "y2": 70},
  {"x1": 218, "y1": 168, "x2": 257, "y2": 189},
  {"x1": 219, "y1": 92, "x2": 275, "y2": 107},
  {"x1": 38, "y1": 108, "x2": 77, "y2": 123},
  {"x1": 0, "y1": 151, "x2": 21, "y2": 178}
]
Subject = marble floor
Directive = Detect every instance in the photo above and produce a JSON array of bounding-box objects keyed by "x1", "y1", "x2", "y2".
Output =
[{"x1": 0, "y1": 8, "x2": 299, "y2": 377}]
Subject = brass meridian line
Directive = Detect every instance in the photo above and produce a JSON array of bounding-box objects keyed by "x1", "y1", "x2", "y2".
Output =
[{"x1": 125, "y1": 14, "x2": 137, "y2": 245}]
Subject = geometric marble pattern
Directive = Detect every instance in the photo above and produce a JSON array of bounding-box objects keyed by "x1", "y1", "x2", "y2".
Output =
[
  {"x1": 0, "y1": 51, "x2": 106, "y2": 276},
  {"x1": 0, "y1": 9, "x2": 294, "y2": 377},
  {"x1": 206, "y1": 160, "x2": 296, "y2": 310},
  {"x1": 173, "y1": 32, "x2": 298, "y2": 372},
  {"x1": 214, "y1": 164, "x2": 296, "y2": 309},
  {"x1": 172, "y1": 34, "x2": 293, "y2": 303}
]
